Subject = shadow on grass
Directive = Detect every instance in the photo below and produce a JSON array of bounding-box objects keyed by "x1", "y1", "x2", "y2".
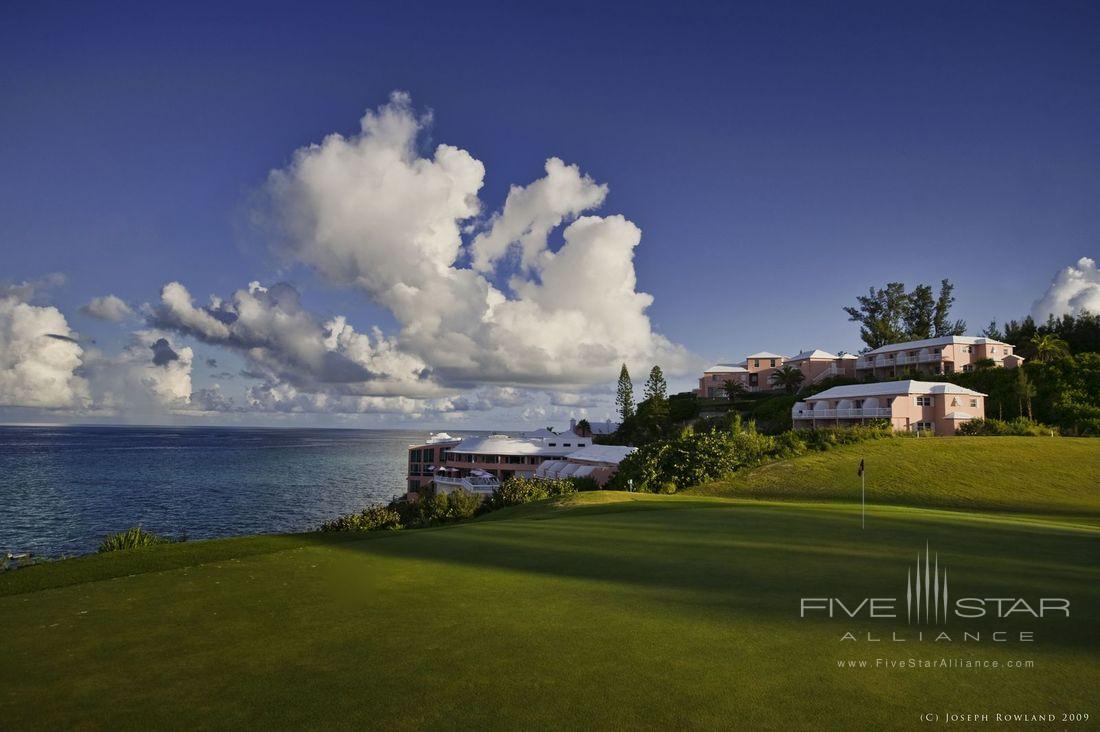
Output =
[{"x1": 326, "y1": 501, "x2": 1100, "y2": 650}]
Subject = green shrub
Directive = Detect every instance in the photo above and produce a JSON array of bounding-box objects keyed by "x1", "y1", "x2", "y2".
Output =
[
  {"x1": 956, "y1": 418, "x2": 1053, "y2": 437},
  {"x1": 319, "y1": 504, "x2": 403, "y2": 532},
  {"x1": 98, "y1": 526, "x2": 174, "y2": 553},
  {"x1": 568, "y1": 476, "x2": 600, "y2": 492},
  {"x1": 445, "y1": 488, "x2": 483, "y2": 520},
  {"x1": 800, "y1": 422, "x2": 894, "y2": 451},
  {"x1": 488, "y1": 476, "x2": 576, "y2": 509},
  {"x1": 611, "y1": 422, "x2": 897, "y2": 493}
]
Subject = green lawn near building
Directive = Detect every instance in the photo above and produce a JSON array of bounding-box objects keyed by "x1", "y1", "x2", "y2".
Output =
[
  {"x1": 2, "y1": 438, "x2": 1098, "y2": 730},
  {"x1": 693, "y1": 436, "x2": 1100, "y2": 520}
]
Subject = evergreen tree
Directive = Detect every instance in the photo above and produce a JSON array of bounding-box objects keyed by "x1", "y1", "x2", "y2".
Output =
[
  {"x1": 642, "y1": 365, "x2": 669, "y2": 420},
  {"x1": 933, "y1": 279, "x2": 967, "y2": 336},
  {"x1": 903, "y1": 284, "x2": 935, "y2": 340},
  {"x1": 615, "y1": 364, "x2": 635, "y2": 422}
]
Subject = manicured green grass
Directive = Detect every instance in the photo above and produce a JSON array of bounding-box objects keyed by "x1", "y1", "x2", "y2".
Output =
[
  {"x1": 2, "y1": 489, "x2": 1098, "y2": 730},
  {"x1": 692, "y1": 436, "x2": 1100, "y2": 519}
]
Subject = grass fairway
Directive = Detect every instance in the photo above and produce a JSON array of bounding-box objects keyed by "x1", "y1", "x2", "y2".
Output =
[
  {"x1": 693, "y1": 436, "x2": 1100, "y2": 520},
  {"x1": 2, "y1": 481, "x2": 1099, "y2": 729}
]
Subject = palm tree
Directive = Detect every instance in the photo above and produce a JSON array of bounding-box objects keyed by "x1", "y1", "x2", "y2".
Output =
[
  {"x1": 768, "y1": 365, "x2": 805, "y2": 394},
  {"x1": 722, "y1": 379, "x2": 746, "y2": 401},
  {"x1": 1029, "y1": 334, "x2": 1070, "y2": 363}
]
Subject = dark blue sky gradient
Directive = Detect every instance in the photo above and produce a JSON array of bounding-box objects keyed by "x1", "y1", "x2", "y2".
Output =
[{"x1": 2, "y1": 1, "x2": 1098, "y2": 392}]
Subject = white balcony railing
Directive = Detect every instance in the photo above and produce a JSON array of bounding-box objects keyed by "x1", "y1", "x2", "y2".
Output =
[
  {"x1": 792, "y1": 407, "x2": 893, "y2": 419},
  {"x1": 857, "y1": 352, "x2": 942, "y2": 369},
  {"x1": 432, "y1": 475, "x2": 499, "y2": 495}
]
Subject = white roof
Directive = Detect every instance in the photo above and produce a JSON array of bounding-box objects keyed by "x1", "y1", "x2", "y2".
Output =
[
  {"x1": 703, "y1": 363, "x2": 748, "y2": 374},
  {"x1": 806, "y1": 380, "x2": 986, "y2": 401},
  {"x1": 747, "y1": 351, "x2": 784, "y2": 359},
  {"x1": 564, "y1": 444, "x2": 635, "y2": 465},
  {"x1": 558, "y1": 462, "x2": 582, "y2": 477},
  {"x1": 450, "y1": 434, "x2": 588, "y2": 457},
  {"x1": 538, "y1": 460, "x2": 568, "y2": 477},
  {"x1": 838, "y1": 353, "x2": 858, "y2": 359},
  {"x1": 789, "y1": 349, "x2": 837, "y2": 361},
  {"x1": 864, "y1": 336, "x2": 1011, "y2": 356}
]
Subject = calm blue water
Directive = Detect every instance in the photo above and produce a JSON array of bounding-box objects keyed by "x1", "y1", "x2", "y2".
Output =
[{"x1": 0, "y1": 425, "x2": 437, "y2": 558}]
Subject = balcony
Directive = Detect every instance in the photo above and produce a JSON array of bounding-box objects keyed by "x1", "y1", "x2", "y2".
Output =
[
  {"x1": 432, "y1": 474, "x2": 500, "y2": 495},
  {"x1": 792, "y1": 407, "x2": 893, "y2": 419},
  {"x1": 857, "y1": 352, "x2": 942, "y2": 369}
]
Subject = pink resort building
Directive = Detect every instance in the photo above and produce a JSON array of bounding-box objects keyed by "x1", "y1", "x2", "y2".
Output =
[
  {"x1": 785, "y1": 349, "x2": 858, "y2": 384},
  {"x1": 697, "y1": 336, "x2": 1022, "y2": 397},
  {"x1": 696, "y1": 351, "x2": 786, "y2": 395},
  {"x1": 791, "y1": 380, "x2": 986, "y2": 435},
  {"x1": 854, "y1": 336, "x2": 1022, "y2": 379},
  {"x1": 696, "y1": 350, "x2": 857, "y2": 396}
]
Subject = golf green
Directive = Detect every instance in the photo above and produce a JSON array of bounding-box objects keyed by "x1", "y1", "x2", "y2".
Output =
[{"x1": 2, "y1": 489, "x2": 1097, "y2": 729}]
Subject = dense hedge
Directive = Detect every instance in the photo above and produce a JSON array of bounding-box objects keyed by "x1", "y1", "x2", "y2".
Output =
[
  {"x1": 609, "y1": 421, "x2": 895, "y2": 493},
  {"x1": 320, "y1": 475, "x2": 597, "y2": 533},
  {"x1": 955, "y1": 418, "x2": 1056, "y2": 437}
]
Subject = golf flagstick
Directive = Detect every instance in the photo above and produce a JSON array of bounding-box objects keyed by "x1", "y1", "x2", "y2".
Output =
[{"x1": 858, "y1": 458, "x2": 865, "y2": 529}]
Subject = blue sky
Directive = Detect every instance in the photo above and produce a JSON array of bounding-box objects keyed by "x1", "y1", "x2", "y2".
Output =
[{"x1": 1, "y1": 1, "x2": 1098, "y2": 428}]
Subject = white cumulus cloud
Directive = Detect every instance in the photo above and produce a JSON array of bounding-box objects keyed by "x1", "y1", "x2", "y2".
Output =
[
  {"x1": 1032, "y1": 257, "x2": 1100, "y2": 320},
  {"x1": 470, "y1": 157, "x2": 607, "y2": 273},
  {"x1": 148, "y1": 280, "x2": 441, "y2": 399},
  {"x1": 260, "y1": 91, "x2": 694, "y2": 391},
  {"x1": 80, "y1": 294, "x2": 135, "y2": 322},
  {"x1": 0, "y1": 292, "x2": 89, "y2": 409},
  {"x1": 82, "y1": 331, "x2": 195, "y2": 412}
]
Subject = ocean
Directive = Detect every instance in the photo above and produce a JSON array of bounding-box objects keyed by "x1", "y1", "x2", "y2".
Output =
[{"x1": 0, "y1": 425, "x2": 441, "y2": 558}]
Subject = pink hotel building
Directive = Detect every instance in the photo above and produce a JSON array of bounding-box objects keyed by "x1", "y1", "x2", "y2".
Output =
[
  {"x1": 696, "y1": 335, "x2": 1023, "y2": 435},
  {"x1": 696, "y1": 336, "x2": 1021, "y2": 397}
]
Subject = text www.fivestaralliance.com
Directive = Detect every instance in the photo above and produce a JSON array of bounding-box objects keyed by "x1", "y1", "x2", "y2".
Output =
[{"x1": 837, "y1": 658, "x2": 1035, "y2": 670}]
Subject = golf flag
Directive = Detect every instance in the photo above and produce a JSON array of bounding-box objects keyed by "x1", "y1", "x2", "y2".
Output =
[{"x1": 858, "y1": 458, "x2": 866, "y2": 529}]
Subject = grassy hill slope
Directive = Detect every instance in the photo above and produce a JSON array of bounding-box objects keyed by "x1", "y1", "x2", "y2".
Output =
[
  {"x1": 2, "y1": 487, "x2": 1099, "y2": 730},
  {"x1": 691, "y1": 436, "x2": 1100, "y2": 519}
]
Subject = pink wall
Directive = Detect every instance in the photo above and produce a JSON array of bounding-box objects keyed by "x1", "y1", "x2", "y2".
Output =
[{"x1": 793, "y1": 391, "x2": 985, "y2": 435}]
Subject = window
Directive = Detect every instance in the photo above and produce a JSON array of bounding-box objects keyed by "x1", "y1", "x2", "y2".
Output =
[
  {"x1": 562, "y1": 443, "x2": 571, "y2": 447},
  {"x1": 753, "y1": 359, "x2": 760, "y2": 368},
  {"x1": 970, "y1": 398, "x2": 978, "y2": 407},
  {"x1": 916, "y1": 396, "x2": 933, "y2": 407},
  {"x1": 854, "y1": 400, "x2": 864, "y2": 408},
  {"x1": 915, "y1": 421, "x2": 934, "y2": 433},
  {"x1": 991, "y1": 347, "x2": 997, "y2": 355},
  {"x1": 962, "y1": 364, "x2": 973, "y2": 373},
  {"x1": 964, "y1": 346, "x2": 971, "y2": 353},
  {"x1": 770, "y1": 359, "x2": 776, "y2": 367},
  {"x1": 548, "y1": 442, "x2": 557, "y2": 447}
]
